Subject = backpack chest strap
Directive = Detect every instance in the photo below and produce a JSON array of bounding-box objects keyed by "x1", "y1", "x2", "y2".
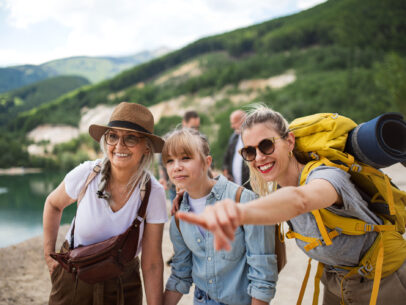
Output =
[
  {"x1": 286, "y1": 208, "x2": 396, "y2": 252},
  {"x1": 318, "y1": 208, "x2": 396, "y2": 235},
  {"x1": 286, "y1": 229, "x2": 340, "y2": 251}
]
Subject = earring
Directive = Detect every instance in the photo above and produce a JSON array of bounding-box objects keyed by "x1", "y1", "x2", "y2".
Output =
[{"x1": 289, "y1": 151, "x2": 293, "y2": 157}]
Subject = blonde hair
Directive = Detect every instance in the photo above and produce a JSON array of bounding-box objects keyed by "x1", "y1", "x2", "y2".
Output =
[
  {"x1": 162, "y1": 128, "x2": 210, "y2": 169},
  {"x1": 241, "y1": 104, "x2": 290, "y2": 196}
]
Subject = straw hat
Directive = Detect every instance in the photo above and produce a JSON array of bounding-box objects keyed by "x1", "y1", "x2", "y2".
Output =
[{"x1": 89, "y1": 102, "x2": 165, "y2": 152}]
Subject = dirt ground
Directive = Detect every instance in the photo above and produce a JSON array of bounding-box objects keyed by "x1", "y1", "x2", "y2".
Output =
[{"x1": 0, "y1": 163, "x2": 405, "y2": 305}]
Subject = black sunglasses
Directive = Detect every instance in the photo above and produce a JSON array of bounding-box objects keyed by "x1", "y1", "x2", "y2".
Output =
[{"x1": 239, "y1": 137, "x2": 282, "y2": 161}]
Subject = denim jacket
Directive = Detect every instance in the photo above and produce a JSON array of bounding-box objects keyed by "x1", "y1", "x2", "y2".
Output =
[{"x1": 165, "y1": 175, "x2": 278, "y2": 304}]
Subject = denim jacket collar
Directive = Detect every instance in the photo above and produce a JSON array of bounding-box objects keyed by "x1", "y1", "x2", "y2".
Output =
[
  {"x1": 179, "y1": 175, "x2": 229, "y2": 211},
  {"x1": 210, "y1": 175, "x2": 228, "y2": 201}
]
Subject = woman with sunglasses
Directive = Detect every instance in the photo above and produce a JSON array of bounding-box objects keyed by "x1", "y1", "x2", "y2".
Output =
[
  {"x1": 162, "y1": 128, "x2": 277, "y2": 305},
  {"x1": 178, "y1": 105, "x2": 406, "y2": 304},
  {"x1": 43, "y1": 102, "x2": 168, "y2": 305}
]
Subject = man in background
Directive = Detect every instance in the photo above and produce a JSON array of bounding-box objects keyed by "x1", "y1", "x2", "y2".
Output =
[
  {"x1": 182, "y1": 110, "x2": 200, "y2": 130},
  {"x1": 223, "y1": 109, "x2": 251, "y2": 190},
  {"x1": 159, "y1": 110, "x2": 200, "y2": 202}
]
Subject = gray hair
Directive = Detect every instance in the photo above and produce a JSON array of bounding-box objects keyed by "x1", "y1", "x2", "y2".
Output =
[
  {"x1": 97, "y1": 133, "x2": 153, "y2": 203},
  {"x1": 241, "y1": 104, "x2": 290, "y2": 196}
]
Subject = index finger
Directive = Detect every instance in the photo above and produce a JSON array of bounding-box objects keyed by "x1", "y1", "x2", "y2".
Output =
[{"x1": 176, "y1": 211, "x2": 209, "y2": 230}]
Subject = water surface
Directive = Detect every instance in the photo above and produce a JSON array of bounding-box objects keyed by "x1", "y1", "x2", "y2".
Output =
[{"x1": 0, "y1": 171, "x2": 75, "y2": 248}]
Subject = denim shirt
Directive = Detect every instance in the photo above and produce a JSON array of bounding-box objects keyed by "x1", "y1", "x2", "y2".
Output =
[{"x1": 166, "y1": 175, "x2": 278, "y2": 305}]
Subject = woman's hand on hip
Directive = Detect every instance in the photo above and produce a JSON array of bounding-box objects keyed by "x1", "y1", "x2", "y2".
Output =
[{"x1": 45, "y1": 254, "x2": 59, "y2": 276}]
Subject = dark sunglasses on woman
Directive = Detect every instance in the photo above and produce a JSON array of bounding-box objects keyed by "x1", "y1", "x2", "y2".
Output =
[{"x1": 239, "y1": 137, "x2": 282, "y2": 161}]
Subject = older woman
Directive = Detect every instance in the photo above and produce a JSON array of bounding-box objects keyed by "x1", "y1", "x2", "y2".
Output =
[{"x1": 43, "y1": 102, "x2": 168, "y2": 305}]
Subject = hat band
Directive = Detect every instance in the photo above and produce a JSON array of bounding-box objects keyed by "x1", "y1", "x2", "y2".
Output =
[{"x1": 108, "y1": 120, "x2": 152, "y2": 134}]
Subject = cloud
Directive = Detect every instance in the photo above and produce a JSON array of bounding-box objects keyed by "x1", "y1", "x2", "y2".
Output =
[
  {"x1": 297, "y1": 0, "x2": 327, "y2": 10},
  {"x1": 1, "y1": 0, "x2": 326, "y2": 65}
]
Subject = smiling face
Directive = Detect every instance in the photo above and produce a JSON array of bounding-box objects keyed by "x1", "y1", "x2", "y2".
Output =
[
  {"x1": 105, "y1": 129, "x2": 148, "y2": 172},
  {"x1": 242, "y1": 122, "x2": 295, "y2": 185}
]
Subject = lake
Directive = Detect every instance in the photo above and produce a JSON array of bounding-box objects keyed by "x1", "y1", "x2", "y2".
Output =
[
  {"x1": 0, "y1": 171, "x2": 76, "y2": 248},
  {"x1": 0, "y1": 164, "x2": 404, "y2": 249}
]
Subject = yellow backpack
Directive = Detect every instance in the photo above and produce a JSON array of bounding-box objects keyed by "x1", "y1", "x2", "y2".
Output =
[{"x1": 287, "y1": 113, "x2": 406, "y2": 305}]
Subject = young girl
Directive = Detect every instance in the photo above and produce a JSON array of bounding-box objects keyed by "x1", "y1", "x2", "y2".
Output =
[
  {"x1": 178, "y1": 106, "x2": 406, "y2": 305},
  {"x1": 162, "y1": 128, "x2": 277, "y2": 305}
]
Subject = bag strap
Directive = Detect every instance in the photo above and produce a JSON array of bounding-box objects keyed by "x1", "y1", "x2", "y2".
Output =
[
  {"x1": 77, "y1": 163, "x2": 102, "y2": 205},
  {"x1": 118, "y1": 176, "x2": 152, "y2": 262},
  {"x1": 70, "y1": 163, "x2": 102, "y2": 248},
  {"x1": 132, "y1": 176, "x2": 152, "y2": 226}
]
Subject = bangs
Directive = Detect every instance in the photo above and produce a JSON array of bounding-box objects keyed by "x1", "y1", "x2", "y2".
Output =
[{"x1": 162, "y1": 130, "x2": 200, "y2": 164}]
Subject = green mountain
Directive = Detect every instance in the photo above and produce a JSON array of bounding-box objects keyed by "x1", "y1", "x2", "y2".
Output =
[
  {"x1": 41, "y1": 48, "x2": 169, "y2": 83},
  {"x1": 2, "y1": 0, "x2": 406, "y2": 169},
  {"x1": 0, "y1": 75, "x2": 90, "y2": 128},
  {"x1": 0, "y1": 65, "x2": 52, "y2": 93},
  {"x1": 0, "y1": 48, "x2": 169, "y2": 93}
]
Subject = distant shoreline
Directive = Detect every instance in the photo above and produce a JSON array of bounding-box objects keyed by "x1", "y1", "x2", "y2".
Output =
[{"x1": 0, "y1": 167, "x2": 42, "y2": 175}]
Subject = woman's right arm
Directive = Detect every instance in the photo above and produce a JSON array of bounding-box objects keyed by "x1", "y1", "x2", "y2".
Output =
[
  {"x1": 177, "y1": 178, "x2": 340, "y2": 250},
  {"x1": 43, "y1": 181, "x2": 75, "y2": 275}
]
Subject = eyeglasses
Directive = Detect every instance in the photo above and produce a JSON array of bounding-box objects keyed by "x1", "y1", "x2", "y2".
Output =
[
  {"x1": 239, "y1": 137, "x2": 282, "y2": 161},
  {"x1": 105, "y1": 132, "x2": 144, "y2": 147}
]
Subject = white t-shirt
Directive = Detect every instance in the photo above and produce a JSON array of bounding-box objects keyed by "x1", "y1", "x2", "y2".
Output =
[
  {"x1": 64, "y1": 159, "x2": 168, "y2": 256},
  {"x1": 189, "y1": 194, "x2": 209, "y2": 236},
  {"x1": 189, "y1": 195, "x2": 209, "y2": 214},
  {"x1": 232, "y1": 134, "x2": 244, "y2": 185}
]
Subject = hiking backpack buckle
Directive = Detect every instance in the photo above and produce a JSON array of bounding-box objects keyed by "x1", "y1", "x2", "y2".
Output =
[
  {"x1": 357, "y1": 263, "x2": 373, "y2": 276},
  {"x1": 309, "y1": 152, "x2": 320, "y2": 160},
  {"x1": 350, "y1": 163, "x2": 362, "y2": 172},
  {"x1": 364, "y1": 224, "x2": 374, "y2": 232}
]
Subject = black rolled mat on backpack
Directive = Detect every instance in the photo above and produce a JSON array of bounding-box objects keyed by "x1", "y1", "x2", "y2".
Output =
[{"x1": 345, "y1": 112, "x2": 406, "y2": 168}]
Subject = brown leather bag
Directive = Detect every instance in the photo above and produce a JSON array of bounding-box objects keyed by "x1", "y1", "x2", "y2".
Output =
[{"x1": 50, "y1": 165, "x2": 152, "y2": 284}]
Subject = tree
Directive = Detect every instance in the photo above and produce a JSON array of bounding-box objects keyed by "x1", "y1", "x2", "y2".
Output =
[{"x1": 374, "y1": 53, "x2": 406, "y2": 116}]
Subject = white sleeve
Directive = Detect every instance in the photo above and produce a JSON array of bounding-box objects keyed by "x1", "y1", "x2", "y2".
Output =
[
  {"x1": 64, "y1": 160, "x2": 98, "y2": 200},
  {"x1": 145, "y1": 176, "x2": 168, "y2": 224}
]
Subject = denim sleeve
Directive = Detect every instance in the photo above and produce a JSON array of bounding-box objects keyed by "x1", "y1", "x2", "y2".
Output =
[
  {"x1": 241, "y1": 190, "x2": 278, "y2": 303},
  {"x1": 165, "y1": 216, "x2": 193, "y2": 294}
]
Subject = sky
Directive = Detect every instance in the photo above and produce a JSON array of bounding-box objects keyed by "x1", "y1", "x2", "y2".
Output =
[{"x1": 0, "y1": 0, "x2": 326, "y2": 67}]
